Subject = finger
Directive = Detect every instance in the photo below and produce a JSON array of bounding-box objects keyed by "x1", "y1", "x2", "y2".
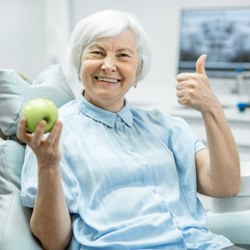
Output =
[
  {"x1": 177, "y1": 95, "x2": 188, "y2": 106},
  {"x1": 176, "y1": 77, "x2": 197, "y2": 90},
  {"x1": 32, "y1": 120, "x2": 47, "y2": 142},
  {"x1": 176, "y1": 88, "x2": 186, "y2": 98},
  {"x1": 46, "y1": 120, "x2": 63, "y2": 145},
  {"x1": 17, "y1": 118, "x2": 30, "y2": 143},
  {"x1": 53, "y1": 121, "x2": 63, "y2": 145},
  {"x1": 176, "y1": 72, "x2": 199, "y2": 83},
  {"x1": 196, "y1": 54, "x2": 207, "y2": 75},
  {"x1": 176, "y1": 81, "x2": 186, "y2": 91},
  {"x1": 176, "y1": 73, "x2": 191, "y2": 82}
]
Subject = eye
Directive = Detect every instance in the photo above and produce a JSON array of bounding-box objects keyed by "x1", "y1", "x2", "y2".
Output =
[
  {"x1": 90, "y1": 50, "x2": 105, "y2": 57},
  {"x1": 92, "y1": 50, "x2": 101, "y2": 54},
  {"x1": 118, "y1": 53, "x2": 130, "y2": 58},
  {"x1": 117, "y1": 53, "x2": 132, "y2": 61}
]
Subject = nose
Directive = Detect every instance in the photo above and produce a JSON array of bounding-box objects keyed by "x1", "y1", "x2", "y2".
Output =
[{"x1": 101, "y1": 56, "x2": 117, "y2": 73}]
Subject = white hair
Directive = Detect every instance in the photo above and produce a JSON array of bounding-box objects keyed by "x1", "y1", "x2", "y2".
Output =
[{"x1": 66, "y1": 9, "x2": 152, "y2": 82}]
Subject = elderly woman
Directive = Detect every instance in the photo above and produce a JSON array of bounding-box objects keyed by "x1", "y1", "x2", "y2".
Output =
[{"x1": 18, "y1": 10, "x2": 242, "y2": 250}]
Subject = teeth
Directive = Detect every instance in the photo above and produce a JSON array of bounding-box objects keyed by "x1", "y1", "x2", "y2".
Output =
[{"x1": 97, "y1": 77, "x2": 119, "y2": 83}]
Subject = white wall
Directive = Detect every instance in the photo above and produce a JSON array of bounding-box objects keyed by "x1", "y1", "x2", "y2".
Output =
[
  {"x1": 0, "y1": 0, "x2": 71, "y2": 79},
  {"x1": 0, "y1": 0, "x2": 47, "y2": 79}
]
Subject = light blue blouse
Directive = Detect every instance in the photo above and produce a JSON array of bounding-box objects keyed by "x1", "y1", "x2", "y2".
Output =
[{"x1": 20, "y1": 96, "x2": 232, "y2": 250}]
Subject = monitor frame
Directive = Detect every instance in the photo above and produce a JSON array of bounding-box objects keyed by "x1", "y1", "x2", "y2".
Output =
[{"x1": 177, "y1": 7, "x2": 250, "y2": 78}]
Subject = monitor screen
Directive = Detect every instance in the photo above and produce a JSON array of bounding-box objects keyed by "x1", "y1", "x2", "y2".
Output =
[{"x1": 178, "y1": 8, "x2": 250, "y2": 78}]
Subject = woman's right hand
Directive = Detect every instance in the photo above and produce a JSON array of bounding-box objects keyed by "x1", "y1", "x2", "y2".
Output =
[
  {"x1": 17, "y1": 118, "x2": 63, "y2": 169},
  {"x1": 18, "y1": 118, "x2": 72, "y2": 249}
]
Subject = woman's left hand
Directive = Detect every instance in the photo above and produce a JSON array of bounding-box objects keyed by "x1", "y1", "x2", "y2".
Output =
[
  {"x1": 176, "y1": 54, "x2": 240, "y2": 197},
  {"x1": 176, "y1": 54, "x2": 221, "y2": 113}
]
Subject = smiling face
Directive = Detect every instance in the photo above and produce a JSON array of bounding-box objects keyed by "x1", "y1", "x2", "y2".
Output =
[{"x1": 79, "y1": 28, "x2": 140, "y2": 112}]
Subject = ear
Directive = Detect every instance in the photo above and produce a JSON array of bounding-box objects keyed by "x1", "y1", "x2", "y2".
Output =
[
  {"x1": 136, "y1": 59, "x2": 143, "y2": 81},
  {"x1": 78, "y1": 66, "x2": 82, "y2": 81}
]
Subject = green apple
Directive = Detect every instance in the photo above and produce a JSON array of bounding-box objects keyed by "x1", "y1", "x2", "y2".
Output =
[{"x1": 22, "y1": 98, "x2": 58, "y2": 133}]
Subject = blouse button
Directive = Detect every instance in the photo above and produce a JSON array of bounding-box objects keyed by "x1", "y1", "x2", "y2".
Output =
[{"x1": 115, "y1": 117, "x2": 123, "y2": 132}]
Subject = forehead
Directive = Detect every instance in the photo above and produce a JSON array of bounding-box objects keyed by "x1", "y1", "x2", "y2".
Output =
[{"x1": 88, "y1": 29, "x2": 138, "y2": 51}]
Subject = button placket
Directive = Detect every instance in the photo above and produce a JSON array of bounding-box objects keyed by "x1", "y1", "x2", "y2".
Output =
[
  {"x1": 143, "y1": 164, "x2": 171, "y2": 213},
  {"x1": 143, "y1": 164, "x2": 159, "y2": 196},
  {"x1": 115, "y1": 116, "x2": 124, "y2": 133}
]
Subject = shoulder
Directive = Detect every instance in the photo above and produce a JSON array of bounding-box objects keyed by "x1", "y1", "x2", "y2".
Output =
[
  {"x1": 131, "y1": 107, "x2": 189, "y2": 130},
  {"x1": 130, "y1": 107, "x2": 197, "y2": 148},
  {"x1": 58, "y1": 99, "x2": 79, "y2": 119}
]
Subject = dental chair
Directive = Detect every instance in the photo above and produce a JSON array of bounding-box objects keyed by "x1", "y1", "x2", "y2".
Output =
[
  {"x1": 0, "y1": 66, "x2": 74, "y2": 250},
  {"x1": 199, "y1": 161, "x2": 250, "y2": 249},
  {"x1": 1, "y1": 67, "x2": 250, "y2": 249}
]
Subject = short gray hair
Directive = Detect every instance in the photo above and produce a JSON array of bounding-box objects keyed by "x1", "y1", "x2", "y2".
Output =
[{"x1": 67, "y1": 10, "x2": 152, "y2": 82}]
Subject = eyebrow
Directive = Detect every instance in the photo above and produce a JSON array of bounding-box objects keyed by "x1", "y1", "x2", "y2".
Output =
[
  {"x1": 86, "y1": 43, "x2": 103, "y2": 50},
  {"x1": 86, "y1": 42, "x2": 137, "y2": 55},
  {"x1": 117, "y1": 48, "x2": 136, "y2": 55}
]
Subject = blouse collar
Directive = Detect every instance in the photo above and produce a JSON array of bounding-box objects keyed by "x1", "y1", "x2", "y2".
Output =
[{"x1": 76, "y1": 95, "x2": 133, "y2": 128}]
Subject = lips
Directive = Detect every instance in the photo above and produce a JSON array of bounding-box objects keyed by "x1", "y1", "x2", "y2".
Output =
[{"x1": 95, "y1": 76, "x2": 121, "y2": 84}]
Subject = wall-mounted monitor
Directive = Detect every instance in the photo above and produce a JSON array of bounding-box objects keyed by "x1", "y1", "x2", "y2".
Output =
[{"x1": 178, "y1": 8, "x2": 250, "y2": 78}]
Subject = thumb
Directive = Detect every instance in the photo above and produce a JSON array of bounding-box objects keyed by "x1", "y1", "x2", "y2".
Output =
[{"x1": 196, "y1": 54, "x2": 207, "y2": 75}]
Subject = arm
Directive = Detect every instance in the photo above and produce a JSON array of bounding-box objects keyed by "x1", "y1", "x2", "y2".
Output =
[
  {"x1": 176, "y1": 55, "x2": 240, "y2": 197},
  {"x1": 17, "y1": 119, "x2": 72, "y2": 250}
]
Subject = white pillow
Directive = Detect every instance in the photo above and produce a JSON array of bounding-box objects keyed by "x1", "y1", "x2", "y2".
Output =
[{"x1": 0, "y1": 65, "x2": 75, "y2": 136}]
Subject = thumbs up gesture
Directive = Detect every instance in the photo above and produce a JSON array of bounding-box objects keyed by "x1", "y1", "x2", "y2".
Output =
[{"x1": 176, "y1": 54, "x2": 221, "y2": 113}]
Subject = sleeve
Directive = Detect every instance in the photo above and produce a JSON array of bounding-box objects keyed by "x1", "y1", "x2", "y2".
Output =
[
  {"x1": 20, "y1": 146, "x2": 38, "y2": 207},
  {"x1": 167, "y1": 115, "x2": 206, "y2": 197},
  {"x1": 20, "y1": 141, "x2": 79, "y2": 213},
  {"x1": 145, "y1": 109, "x2": 206, "y2": 155},
  {"x1": 167, "y1": 115, "x2": 206, "y2": 157}
]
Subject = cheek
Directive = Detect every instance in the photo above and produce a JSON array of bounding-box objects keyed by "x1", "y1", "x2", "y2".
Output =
[
  {"x1": 124, "y1": 63, "x2": 139, "y2": 80},
  {"x1": 79, "y1": 61, "x2": 94, "y2": 82}
]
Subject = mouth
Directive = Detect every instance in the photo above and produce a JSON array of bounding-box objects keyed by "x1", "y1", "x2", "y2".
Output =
[{"x1": 95, "y1": 76, "x2": 121, "y2": 84}]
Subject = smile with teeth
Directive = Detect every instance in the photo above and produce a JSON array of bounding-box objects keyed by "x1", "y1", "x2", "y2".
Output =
[{"x1": 95, "y1": 76, "x2": 120, "y2": 84}]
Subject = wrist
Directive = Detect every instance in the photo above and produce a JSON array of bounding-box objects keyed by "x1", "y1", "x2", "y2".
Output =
[
  {"x1": 201, "y1": 99, "x2": 223, "y2": 116},
  {"x1": 37, "y1": 165, "x2": 61, "y2": 177}
]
